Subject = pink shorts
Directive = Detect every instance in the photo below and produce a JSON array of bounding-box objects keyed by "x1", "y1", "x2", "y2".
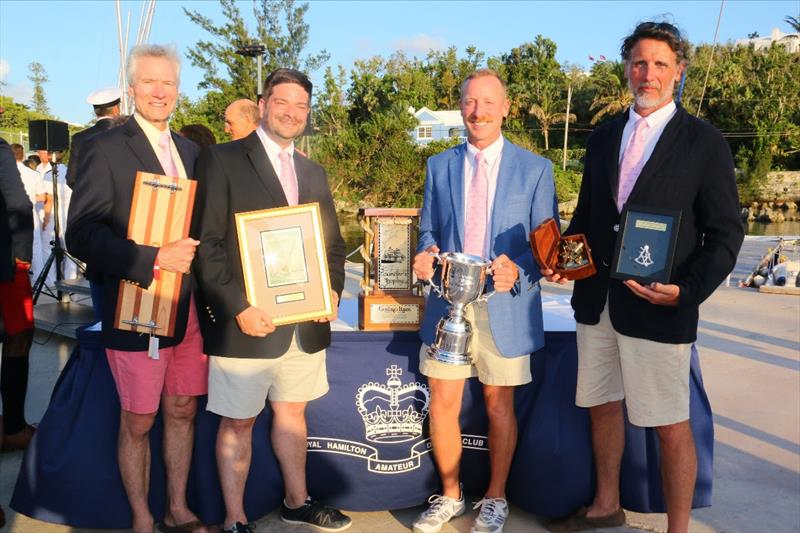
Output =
[{"x1": 106, "y1": 296, "x2": 208, "y2": 414}]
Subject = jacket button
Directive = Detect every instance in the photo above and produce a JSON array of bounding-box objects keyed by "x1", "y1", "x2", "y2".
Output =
[{"x1": 613, "y1": 224, "x2": 619, "y2": 232}]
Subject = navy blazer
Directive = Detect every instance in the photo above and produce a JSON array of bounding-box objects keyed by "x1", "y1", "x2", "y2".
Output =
[
  {"x1": 192, "y1": 131, "x2": 346, "y2": 358},
  {"x1": 66, "y1": 117, "x2": 200, "y2": 351},
  {"x1": 417, "y1": 139, "x2": 559, "y2": 356},
  {"x1": 567, "y1": 105, "x2": 744, "y2": 343},
  {"x1": 0, "y1": 138, "x2": 33, "y2": 281}
]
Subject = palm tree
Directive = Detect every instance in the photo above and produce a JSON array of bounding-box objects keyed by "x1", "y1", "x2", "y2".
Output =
[
  {"x1": 528, "y1": 93, "x2": 576, "y2": 151},
  {"x1": 588, "y1": 61, "x2": 633, "y2": 125},
  {"x1": 785, "y1": 15, "x2": 800, "y2": 32}
]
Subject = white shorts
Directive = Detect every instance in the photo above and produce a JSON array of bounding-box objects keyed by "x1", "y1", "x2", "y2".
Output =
[
  {"x1": 575, "y1": 302, "x2": 692, "y2": 427},
  {"x1": 207, "y1": 336, "x2": 328, "y2": 419}
]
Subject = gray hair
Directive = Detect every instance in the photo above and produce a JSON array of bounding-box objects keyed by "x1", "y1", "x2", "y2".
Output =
[{"x1": 126, "y1": 44, "x2": 181, "y2": 86}]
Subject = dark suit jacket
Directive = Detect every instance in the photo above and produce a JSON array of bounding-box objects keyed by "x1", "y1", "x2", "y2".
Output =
[
  {"x1": 0, "y1": 137, "x2": 33, "y2": 281},
  {"x1": 566, "y1": 105, "x2": 743, "y2": 344},
  {"x1": 193, "y1": 131, "x2": 345, "y2": 358},
  {"x1": 65, "y1": 117, "x2": 116, "y2": 189},
  {"x1": 65, "y1": 117, "x2": 200, "y2": 351}
]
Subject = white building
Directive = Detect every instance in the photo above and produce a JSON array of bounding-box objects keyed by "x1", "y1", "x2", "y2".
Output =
[
  {"x1": 736, "y1": 27, "x2": 800, "y2": 53},
  {"x1": 409, "y1": 107, "x2": 466, "y2": 146}
]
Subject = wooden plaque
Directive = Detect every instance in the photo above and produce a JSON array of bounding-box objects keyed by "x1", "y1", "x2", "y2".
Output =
[{"x1": 114, "y1": 172, "x2": 197, "y2": 337}]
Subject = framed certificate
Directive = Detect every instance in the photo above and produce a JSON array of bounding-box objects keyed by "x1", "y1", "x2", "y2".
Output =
[
  {"x1": 235, "y1": 203, "x2": 334, "y2": 325},
  {"x1": 610, "y1": 205, "x2": 681, "y2": 284}
]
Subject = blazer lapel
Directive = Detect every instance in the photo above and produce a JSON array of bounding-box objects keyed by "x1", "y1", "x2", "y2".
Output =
[
  {"x1": 123, "y1": 118, "x2": 163, "y2": 174},
  {"x1": 172, "y1": 132, "x2": 195, "y2": 178},
  {"x1": 293, "y1": 153, "x2": 311, "y2": 204},
  {"x1": 606, "y1": 111, "x2": 629, "y2": 207},
  {"x1": 242, "y1": 132, "x2": 287, "y2": 206},
  {"x1": 448, "y1": 144, "x2": 466, "y2": 250},
  {"x1": 491, "y1": 141, "x2": 520, "y2": 256},
  {"x1": 627, "y1": 105, "x2": 685, "y2": 204}
]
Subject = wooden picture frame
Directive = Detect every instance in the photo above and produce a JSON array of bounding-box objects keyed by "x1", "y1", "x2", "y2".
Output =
[{"x1": 235, "y1": 203, "x2": 334, "y2": 325}]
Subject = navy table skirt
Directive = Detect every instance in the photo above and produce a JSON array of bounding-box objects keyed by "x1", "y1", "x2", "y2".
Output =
[{"x1": 11, "y1": 328, "x2": 713, "y2": 528}]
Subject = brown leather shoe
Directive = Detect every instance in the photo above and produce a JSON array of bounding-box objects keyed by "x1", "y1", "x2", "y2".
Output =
[
  {"x1": 2, "y1": 423, "x2": 37, "y2": 452},
  {"x1": 547, "y1": 506, "x2": 626, "y2": 532}
]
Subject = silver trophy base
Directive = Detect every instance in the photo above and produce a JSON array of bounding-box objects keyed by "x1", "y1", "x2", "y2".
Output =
[{"x1": 427, "y1": 316, "x2": 472, "y2": 365}]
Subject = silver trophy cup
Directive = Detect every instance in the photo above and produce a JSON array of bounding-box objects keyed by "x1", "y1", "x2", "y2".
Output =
[{"x1": 425, "y1": 252, "x2": 494, "y2": 365}]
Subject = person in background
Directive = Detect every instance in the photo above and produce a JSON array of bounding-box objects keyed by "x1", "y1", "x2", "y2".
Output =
[
  {"x1": 0, "y1": 134, "x2": 36, "y2": 465},
  {"x1": 179, "y1": 124, "x2": 217, "y2": 150},
  {"x1": 224, "y1": 98, "x2": 260, "y2": 141},
  {"x1": 10, "y1": 144, "x2": 46, "y2": 282},
  {"x1": 65, "y1": 87, "x2": 122, "y2": 189}
]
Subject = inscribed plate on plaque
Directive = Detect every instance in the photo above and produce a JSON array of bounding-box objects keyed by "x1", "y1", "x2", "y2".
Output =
[
  {"x1": 370, "y1": 302, "x2": 420, "y2": 324},
  {"x1": 610, "y1": 205, "x2": 681, "y2": 284},
  {"x1": 377, "y1": 217, "x2": 413, "y2": 291}
]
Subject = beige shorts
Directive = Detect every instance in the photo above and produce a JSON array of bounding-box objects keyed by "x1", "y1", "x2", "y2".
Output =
[
  {"x1": 207, "y1": 335, "x2": 328, "y2": 419},
  {"x1": 575, "y1": 302, "x2": 691, "y2": 427},
  {"x1": 420, "y1": 303, "x2": 531, "y2": 386}
]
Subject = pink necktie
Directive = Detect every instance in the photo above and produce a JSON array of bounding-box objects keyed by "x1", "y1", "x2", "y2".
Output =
[
  {"x1": 278, "y1": 150, "x2": 299, "y2": 206},
  {"x1": 617, "y1": 118, "x2": 649, "y2": 211},
  {"x1": 158, "y1": 131, "x2": 179, "y2": 177},
  {"x1": 463, "y1": 151, "x2": 488, "y2": 257}
]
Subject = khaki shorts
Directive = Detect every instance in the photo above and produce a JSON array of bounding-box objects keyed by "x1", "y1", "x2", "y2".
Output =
[
  {"x1": 575, "y1": 302, "x2": 691, "y2": 427},
  {"x1": 207, "y1": 335, "x2": 328, "y2": 420},
  {"x1": 420, "y1": 302, "x2": 531, "y2": 386}
]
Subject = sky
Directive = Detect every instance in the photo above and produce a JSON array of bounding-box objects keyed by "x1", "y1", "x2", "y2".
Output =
[{"x1": 0, "y1": 0, "x2": 797, "y2": 125}]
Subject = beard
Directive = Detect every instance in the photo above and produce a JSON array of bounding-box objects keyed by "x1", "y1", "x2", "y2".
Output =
[{"x1": 630, "y1": 78, "x2": 676, "y2": 110}]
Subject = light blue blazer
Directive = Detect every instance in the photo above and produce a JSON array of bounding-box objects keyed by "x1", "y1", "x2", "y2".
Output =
[{"x1": 417, "y1": 139, "x2": 558, "y2": 356}]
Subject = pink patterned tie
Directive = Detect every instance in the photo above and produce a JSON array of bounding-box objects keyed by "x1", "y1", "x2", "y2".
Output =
[
  {"x1": 158, "y1": 131, "x2": 179, "y2": 177},
  {"x1": 463, "y1": 151, "x2": 488, "y2": 257},
  {"x1": 617, "y1": 118, "x2": 650, "y2": 211},
  {"x1": 278, "y1": 150, "x2": 299, "y2": 206}
]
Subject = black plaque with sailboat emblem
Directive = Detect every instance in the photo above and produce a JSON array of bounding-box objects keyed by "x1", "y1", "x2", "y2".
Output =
[{"x1": 610, "y1": 205, "x2": 681, "y2": 284}]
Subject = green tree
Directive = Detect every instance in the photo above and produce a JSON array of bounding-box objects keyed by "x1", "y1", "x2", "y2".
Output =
[
  {"x1": 588, "y1": 60, "x2": 633, "y2": 125},
  {"x1": 682, "y1": 41, "x2": 800, "y2": 185},
  {"x1": 182, "y1": 0, "x2": 329, "y2": 134},
  {"x1": 528, "y1": 94, "x2": 574, "y2": 151},
  {"x1": 27, "y1": 62, "x2": 49, "y2": 115},
  {"x1": 785, "y1": 15, "x2": 800, "y2": 32}
]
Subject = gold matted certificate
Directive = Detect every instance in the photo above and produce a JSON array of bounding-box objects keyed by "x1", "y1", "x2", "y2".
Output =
[{"x1": 235, "y1": 203, "x2": 334, "y2": 325}]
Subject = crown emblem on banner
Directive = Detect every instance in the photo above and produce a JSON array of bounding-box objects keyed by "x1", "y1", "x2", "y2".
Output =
[{"x1": 356, "y1": 365, "x2": 430, "y2": 443}]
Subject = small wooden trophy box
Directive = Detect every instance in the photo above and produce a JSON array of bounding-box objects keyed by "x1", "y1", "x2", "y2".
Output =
[
  {"x1": 357, "y1": 208, "x2": 425, "y2": 331},
  {"x1": 530, "y1": 218, "x2": 596, "y2": 281},
  {"x1": 114, "y1": 172, "x2": 196, "y2": 338}
]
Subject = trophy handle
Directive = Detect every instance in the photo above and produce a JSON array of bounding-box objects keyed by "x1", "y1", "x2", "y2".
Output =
[
  {"x1": 477, "y1": 265, "x2": 496, "y2": 303},
  {"x1": 422, "y1": 251, "x2": 445, "y2": 298}
]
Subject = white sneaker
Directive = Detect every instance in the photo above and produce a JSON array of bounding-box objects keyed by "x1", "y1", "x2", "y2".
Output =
[
  {"x1": 470, "y1": 497, "x2": 509, "y2": 533},
  {"x1": 412, "y1": 490, "x2": 467, "y2": 533}
]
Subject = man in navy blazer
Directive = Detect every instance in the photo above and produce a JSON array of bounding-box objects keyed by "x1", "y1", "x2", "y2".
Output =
[
  {"x1": 66, "y1": 45, "x2": 208, "y2": 533},
  {"x1": 546, "y1": 23, "x2": 743, "y2": 533},
  {"x1": 413, "y1": 69, "x2": 557, "y2": 533}
]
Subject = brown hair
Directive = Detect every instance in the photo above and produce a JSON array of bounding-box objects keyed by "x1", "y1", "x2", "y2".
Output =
[{"x1": 621, "y1": 21, "x2": 690, "y2": 64}]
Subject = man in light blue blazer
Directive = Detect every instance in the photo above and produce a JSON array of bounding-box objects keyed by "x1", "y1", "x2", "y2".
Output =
[{"x1": 412, "y1": 69, "x2": 558, "y2": 533}]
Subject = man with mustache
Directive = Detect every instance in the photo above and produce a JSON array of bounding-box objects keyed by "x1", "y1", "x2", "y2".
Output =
[
  {"x1": 412, "y1": 69, "x2": 558, "y2": 533},
  {"x1": 545, "y1": 22, "x2": 743, "y2": 532},
  {"x1": 193, "y1": 68, "x2": 349, "y2": 533}
]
